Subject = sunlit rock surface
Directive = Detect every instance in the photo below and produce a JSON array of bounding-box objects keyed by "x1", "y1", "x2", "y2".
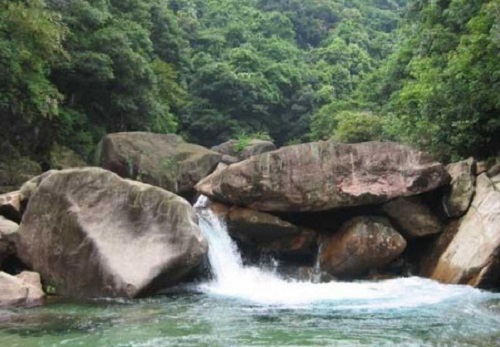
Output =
[
  {"x1": 197, "y1": 141, "x2": 450, "y2": 212},
  {"x1": 16, "y1": 168, "x2": 208, "y2": 298}
]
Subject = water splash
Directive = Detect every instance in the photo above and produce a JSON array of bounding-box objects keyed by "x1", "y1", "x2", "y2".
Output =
[{"x1": 194, "y1": 196, "x2": 491, "y2": 308}]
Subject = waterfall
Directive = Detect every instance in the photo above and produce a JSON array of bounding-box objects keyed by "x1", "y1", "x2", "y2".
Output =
[{"x1": 194, "y1": 196, "x2": 486, "y2": 307}]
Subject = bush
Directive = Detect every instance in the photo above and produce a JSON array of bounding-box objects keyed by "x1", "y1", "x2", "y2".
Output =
[{"x1": 332, "y1": 111, "x2": 384, "y2": 143}]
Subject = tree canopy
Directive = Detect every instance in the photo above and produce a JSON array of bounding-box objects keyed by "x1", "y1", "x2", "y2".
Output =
[{"x1": 1, "y1": 0, "x2": 498, "y2": 164}]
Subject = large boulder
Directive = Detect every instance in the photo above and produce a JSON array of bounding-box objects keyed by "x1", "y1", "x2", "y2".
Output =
[
  {"x1": 96, "y1": 132, "x2": 221, "y2": 198},
  {"x1": 430, "y1": 173, "x2": 500, "y2": 288},
  {"x1": 0, "y1": 157, "x2": 42, "y2": 189},
  {"x1": 382, "y1": 197, "x2": 442, "y2": 238},
  {"x1": 319, "y1": 216, "x2": 407, "y2": 278},
  {"x1": 49, "y1": 143, "x2": 87, "y2": 170},
  {"x1": 226, "y1": 207, "x2": 318, "y2": 261},
  {"x1": 442, "y1": 158, "x2": 476, "y2": 218},
  {"x1": 0, "y1": 216, "x2": 18, "y2": 267},
  {"x1": 211, "y1": 139, "x2": 276, "y2": 161},
  {"x1": 16, "y1": 168, "x2": 208, "y2": 299},
  {"x1": 0, "y1": 271, "x2": 45, "y2": 308},
  {"x1": 196, "y1": 141, "x2": 450, "y2": 212}
]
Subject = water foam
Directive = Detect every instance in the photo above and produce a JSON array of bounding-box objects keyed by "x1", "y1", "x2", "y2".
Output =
[{"x1": 194, "y1": 196, "x2": 487, "y2": 308}]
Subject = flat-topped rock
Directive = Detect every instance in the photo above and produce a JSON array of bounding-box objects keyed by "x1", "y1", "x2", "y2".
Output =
[
  {"x1": 0, "y1": 271, "x2": 45, "y2": 308},
  {"x1": 196, "y1": 141, "x2": 450, "y2": 212}
]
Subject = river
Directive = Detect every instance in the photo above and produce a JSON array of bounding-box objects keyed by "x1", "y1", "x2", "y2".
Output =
[{"x1": 0, "y1": 197, "x2": 499, "y2": 346}]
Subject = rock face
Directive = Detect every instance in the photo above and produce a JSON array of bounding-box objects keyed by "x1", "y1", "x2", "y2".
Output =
[
  {"x1": 0, "y1": 191, "x2": 22, "y2": 222},
  {"x1": 442, "y1": 158, "x2": 476, "y2": 218},
  {"x1": 16, "y1": 168, "x2": 208, "y2": 299},
  {"x1": 50, "y1": 143, "x2": 87, "y2": 169},
  {"x1": 319, "y1": 217, "x2": 407, "y2": 278},
  {"x1": 96, "y1": 132, "x2": 221, "y2": 198},
  {"x1": 211, "y1": 139, "x2": 276, "y2": 161},
  {"x1": 196, "y1": 141, "x2": 450, "y2": 212},
  {"x1": 382, "y1": 197, "x2": 442, "y2": 238},
  {"x1": 226, "y1": 207, "x2": 317, "y2": 260},
  {"x1": 0, "y1": 271, "x2": 45, "y2": 308},
  {"x1": 0, "y1": 216, "x2": 19, "y2": 266},
  {"x1": 431, "y1": 173, "x2": 500, "y2": 288}
]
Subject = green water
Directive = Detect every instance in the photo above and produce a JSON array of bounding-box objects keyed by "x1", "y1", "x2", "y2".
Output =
[{"x1": 1, "y1": 286, "x2": 499, "y2": 347}]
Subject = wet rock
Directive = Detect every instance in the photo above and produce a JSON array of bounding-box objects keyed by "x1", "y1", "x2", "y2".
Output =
[
  {"x1": 226, "y1": 207, "x2": 318, "y2": 261},
  {"x1": 0, "y1": 271, "x2": 45, "y2": 308},
  {"x1": 442, "y1": 158, "x2": 476, "y2": 218},
  {"x1": 319, "y1": 216, "x2": 407, "y2": 279},
  {"x1": 196, "y1": 141, "x2": 450, "y2": 212},
  {"x1": 96, "y1": 132, "x2": 221, "y2": 198},
  {"x1": 431, "y1": 173, "x2": 500, "y2": 288},
  {"x1": 382, "y1": 197, "x2": 442, "y2": 238},
  {"x1": 16, "y1": 168, "x2": 208, "y2": 299}
]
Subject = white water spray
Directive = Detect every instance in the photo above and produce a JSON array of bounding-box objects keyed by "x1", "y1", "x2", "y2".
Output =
[{"x1": 194, "y1": 196, "x2": 487, "y2": 307}]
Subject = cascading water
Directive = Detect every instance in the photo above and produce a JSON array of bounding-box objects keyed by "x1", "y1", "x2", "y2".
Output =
[
  {"x1": 0, "y1": 196, "x2": 499, "y2": 347},
  {"x1": 194, "y1": 196, "x2": 492, "y2": 308}
]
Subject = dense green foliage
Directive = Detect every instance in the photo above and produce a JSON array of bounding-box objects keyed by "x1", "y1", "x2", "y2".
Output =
[
  {"x1": 1, "y1": 0, "x2": 498, "y2": 165},
  {"x1": 339, "y1": 0, "x2": 500, "y2": 160}
]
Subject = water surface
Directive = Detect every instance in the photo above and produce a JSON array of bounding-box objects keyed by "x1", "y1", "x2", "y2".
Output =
[{"x1": 1, "y1": 197, "x2": 499, "y2": 346}]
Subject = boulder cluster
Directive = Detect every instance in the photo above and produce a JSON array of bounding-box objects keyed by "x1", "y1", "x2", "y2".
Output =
[{"x1": 1, "y1": 132, "x2": 499, "y2": 308}]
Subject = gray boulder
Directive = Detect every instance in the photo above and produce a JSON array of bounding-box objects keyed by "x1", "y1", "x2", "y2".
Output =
[
  {"x1": 442, "y1": 158, "x2": 476, "y2": 218},
  {"x1": 226, "y1": 207, "x2": 318, "y2": 260},
  {"x1": 96, "y1": 132, "x2": 221, "y2": 198},
  {"x1": 16, "y1": 168, "x2": 208, "y2": 299},
  {"x1": 211, "y1": 139, "x2": 276, "y2": 161},
  {"x1": 319, "y1": 216, "x2": 407, "y2": 278},
  {"x1": 382, "y1": 197, "x2": 442, "y2": 238},
  {"x1": 197, "y1": 141, "x2": 450, "y2": 212},
  {"x1": 431, "y1": 173, "x2": 500, "y2": 288},
  {"x1": 0, "y1": 271, "x2": 45, "y2": 308}
]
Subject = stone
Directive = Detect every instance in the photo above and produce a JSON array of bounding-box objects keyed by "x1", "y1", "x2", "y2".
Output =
[
  {"x1": 226, "y1": 207, "x2": 318, "y2": 260},
  {"x1": 211, "y1": 139, "x2": 276, "y2": 160},
  {"x1": 319, "y1": 216, "x2": 407, "y2": 278},
  {"x1": 382, "y1": 196, "x2": 442, "y2": 238},
  {"x1": 196, "y1": 141, "x2": 450, "y2": 212},
  {"x1": 431, "y1": 173, "x2": 500, "y2": 288},
  {"x1": 0, "y1": 157, "x2": 42, "y2": 188},
  {"x1": 19, "y1": 170, "x2": 58, "y2": 205},
  {"x1": 50, "y1": 143, "x2": 87, "y2": 169},
  {"x1": 0, "y1": 216, "x2": 19, "y2": 266},
  {"x1": 239, "y1": 139, "x2": 277, "y2": 160},
  {"x1": 476, "y1": 161, "x2": 489, "y2": 175},
  {"x1": 0, "y1": 191, "x2": 22, "y2": 222},
  {"x1": 0, "y1": 271, "x2": 45, "y2": 308},
  {"x1": 96, "y1": 132, "x2": 221, "y2": 198},
  {"x1": 16, "y1": 168, "x2": 208, "y2": 299},
  {"x1": 418, "y1": 221, "x2": 461, "y2": 278},
  {"x1": 221, "y1": 155, "x2": 239, "y2": 165},
  {"x1": 442, "y1": 158, "x2": 476, "y2": 218}
]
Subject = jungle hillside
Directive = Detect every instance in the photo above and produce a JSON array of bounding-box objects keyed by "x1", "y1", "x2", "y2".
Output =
[{"x1": 1, "y1": 0, "x2": 499, "y2": 167}]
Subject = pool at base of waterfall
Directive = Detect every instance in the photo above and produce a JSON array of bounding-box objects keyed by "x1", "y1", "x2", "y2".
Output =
[
  {"x1": 1, "y1": 197, "x2": 499, "y2": 347},
  {"x1": 0, "y1": 285, "x2": 499, "y2": 347}
]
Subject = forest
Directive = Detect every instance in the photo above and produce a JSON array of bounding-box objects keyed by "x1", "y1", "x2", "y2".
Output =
[{"x1": 0, "y1": 0, "x2": 499, "y2": 166}]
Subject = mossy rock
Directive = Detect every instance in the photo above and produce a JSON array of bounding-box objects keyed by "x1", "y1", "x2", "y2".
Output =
[{"x1": 49, "y1": 144, "x2": 87, "y2": 170}]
